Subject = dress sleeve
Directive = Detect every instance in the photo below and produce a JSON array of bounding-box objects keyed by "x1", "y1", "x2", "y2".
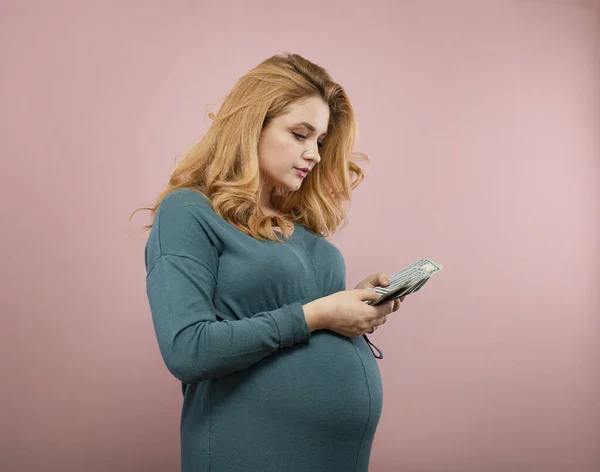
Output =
[{"x1": 144, "y1": 192, "x2": 311, "y2": 383}]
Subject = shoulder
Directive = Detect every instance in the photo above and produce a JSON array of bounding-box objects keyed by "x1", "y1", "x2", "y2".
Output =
[
  {"x1": 154, "y1": 188, "x2": 218, "y2": 245},
  {"x1": 155, "y1": 188, "x2": 217, "y2": 226},
  {"x1": 146, "y1": 189, "x2": 220, "y2": 270},
  {"x1": 158, "y1": 188, "x2": 213, "y2": 213}
]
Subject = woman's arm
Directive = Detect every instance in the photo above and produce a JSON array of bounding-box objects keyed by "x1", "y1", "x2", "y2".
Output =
[{"x1": 144, "y1": 191, "x2": 317, "y2": 383}]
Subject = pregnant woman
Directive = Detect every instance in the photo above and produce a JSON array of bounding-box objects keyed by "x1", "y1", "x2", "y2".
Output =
[{"x1": 133, "y1": 52, "x2": 404, "y2": 472}]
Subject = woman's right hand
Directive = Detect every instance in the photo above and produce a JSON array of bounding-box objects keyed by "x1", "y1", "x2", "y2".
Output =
[{"x1": 304, "y1": 289, "x2": 400, "y2": 338}]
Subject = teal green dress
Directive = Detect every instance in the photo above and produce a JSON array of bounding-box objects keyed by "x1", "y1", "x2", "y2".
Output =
[{"x1": 145, "y1": 189, "x2": 384, "y2": 472}]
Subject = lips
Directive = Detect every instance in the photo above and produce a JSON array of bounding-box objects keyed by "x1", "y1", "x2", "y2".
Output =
[{"x1": 295, "y1": 167, "x2": 310, "y2": 178}]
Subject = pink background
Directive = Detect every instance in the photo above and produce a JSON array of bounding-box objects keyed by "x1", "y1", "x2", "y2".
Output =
[{"x1": 1, "y1": 1, "x2": 598, "y2": 471}]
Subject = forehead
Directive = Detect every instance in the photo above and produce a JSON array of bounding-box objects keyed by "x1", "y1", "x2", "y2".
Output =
[{"x1": 280, "y1": 98, "x2": 330, "y2": 134}]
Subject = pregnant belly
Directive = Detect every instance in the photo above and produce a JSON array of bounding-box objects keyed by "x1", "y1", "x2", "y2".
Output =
[{"x1": 210, "y1": 330, "x2": 383, "y2": 443}]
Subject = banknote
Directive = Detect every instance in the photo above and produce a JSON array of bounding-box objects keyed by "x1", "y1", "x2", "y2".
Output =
[{"x1": 364, "y1": 259, "x2": 443, "y2": 306}]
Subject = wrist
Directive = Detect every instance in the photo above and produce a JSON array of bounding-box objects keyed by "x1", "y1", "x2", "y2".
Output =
[{"x1": 302, "y1": 300, "x2": 327, "y2": 332}]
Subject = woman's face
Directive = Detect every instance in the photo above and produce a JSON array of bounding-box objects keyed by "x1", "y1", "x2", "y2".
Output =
[{"x1": 258, "y1": 96, "x2": 330, "y2": 202}]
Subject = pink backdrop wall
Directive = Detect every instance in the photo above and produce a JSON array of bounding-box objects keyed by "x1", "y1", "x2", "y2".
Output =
[{"x1": 1, "y1": 1, "x2": 598, "y2": 471}]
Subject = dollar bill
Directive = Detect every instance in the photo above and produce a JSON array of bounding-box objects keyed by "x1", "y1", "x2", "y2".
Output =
[{"x1": 364, "y1": 258, "x2": 443, "y2": 306}]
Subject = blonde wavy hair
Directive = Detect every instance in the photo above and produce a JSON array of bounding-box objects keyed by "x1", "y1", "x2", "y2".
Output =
[{"x1": 128, "y1": 52, "x2": 370, "y2": 242}]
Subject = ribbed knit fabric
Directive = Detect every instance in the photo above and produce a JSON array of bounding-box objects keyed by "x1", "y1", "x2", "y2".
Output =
[{"x1": 145, "y1": 189, "x2": 383, "y2": 471}]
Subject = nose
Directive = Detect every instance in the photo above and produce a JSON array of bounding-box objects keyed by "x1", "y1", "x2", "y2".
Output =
[{"x1": 303, "y1": 148, "x2": 321, "y2": 166}]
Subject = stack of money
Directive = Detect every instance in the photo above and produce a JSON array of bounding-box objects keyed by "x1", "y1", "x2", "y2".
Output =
[{"x1": 365, "y1": 259, "x2": 443, "y2": 306}]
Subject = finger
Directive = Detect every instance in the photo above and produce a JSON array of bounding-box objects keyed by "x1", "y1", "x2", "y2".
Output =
[
  {"x1": 376, "y1": 301, "x2": 393, "y2": 315},
  {"x1": 372, "y1": 316, "x2": 387, "y2": 333},
  {"x1": 365, "y1": 273, "x2": 388, "y2": 288},
  {"x1": 361, "y1": 288, "x2": 381, "y2": 301}
]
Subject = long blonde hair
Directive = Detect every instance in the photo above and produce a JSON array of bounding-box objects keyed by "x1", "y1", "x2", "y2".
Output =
[{"x1": 128, "y1": 52, "x2": 370, "y2": 242}]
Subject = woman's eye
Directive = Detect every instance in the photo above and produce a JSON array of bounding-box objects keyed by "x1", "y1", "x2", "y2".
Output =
[
  {"x1": 292, "y1": 132, "x2": 306, "y2": 140},
  {"x1": 293, "y1": 131, "x2": 324, "y2": 148}
]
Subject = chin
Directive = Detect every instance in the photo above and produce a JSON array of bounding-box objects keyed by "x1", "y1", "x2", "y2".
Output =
[
  {"x1": 289, "y1": 180, "x2": 303, "y2": 191},
  {"x1": 281, "y1": 178, "x2": 302, "y2": 191}
]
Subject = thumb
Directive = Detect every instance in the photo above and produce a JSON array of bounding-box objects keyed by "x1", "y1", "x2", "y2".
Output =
[
  {"x1": 378, "y1": 272, "x2": 390, "y2": 285},
  {"x1": 358, "y1": 288, "x2": 381, "y2": 301}
]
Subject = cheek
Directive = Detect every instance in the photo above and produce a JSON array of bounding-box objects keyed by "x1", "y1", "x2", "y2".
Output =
[
  {"x1": 276, "y1": 135, "x2": 294, "y2": 152},
  {"x1": 258, "y1": 134, "x2": 298, "y2": 173},
  {"x1": 281, "y1": 140, "x2": 296, "y2": 159},
  {"x1": 268, "y1": 138, "x2": 295, "y2": 165}
]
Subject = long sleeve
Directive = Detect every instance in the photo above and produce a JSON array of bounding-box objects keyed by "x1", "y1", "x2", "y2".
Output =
[{"x1": 144, "y1": 192, "x2": 311, "y2": 384}]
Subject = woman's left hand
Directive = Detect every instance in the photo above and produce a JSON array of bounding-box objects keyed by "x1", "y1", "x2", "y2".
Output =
[{"x1": 353, "y1": 272, "x2": 405, "y2": 312}]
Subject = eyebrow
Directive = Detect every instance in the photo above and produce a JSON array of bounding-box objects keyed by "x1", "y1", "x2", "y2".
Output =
[{"x1": 293, "y1": 121, "x2": 328, "y2": 138}]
